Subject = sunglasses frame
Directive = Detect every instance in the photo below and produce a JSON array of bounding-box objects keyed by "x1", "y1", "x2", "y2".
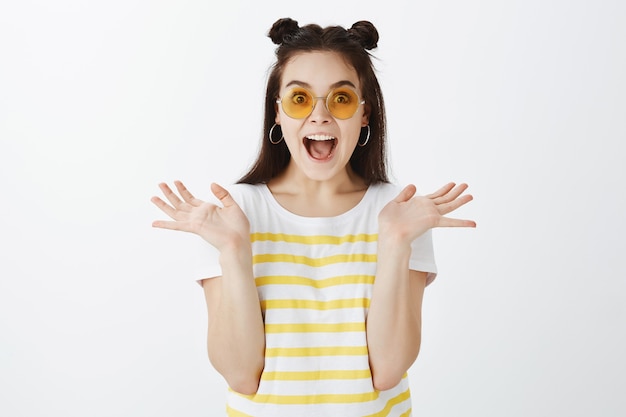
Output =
[{"x1": 276, "y1": 86, "x2": 365, "y2": 120}]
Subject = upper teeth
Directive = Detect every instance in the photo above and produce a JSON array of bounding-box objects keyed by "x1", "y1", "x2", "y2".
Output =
[{"x1": 306, "y1": 135, "x2": 335, "y2": 141}]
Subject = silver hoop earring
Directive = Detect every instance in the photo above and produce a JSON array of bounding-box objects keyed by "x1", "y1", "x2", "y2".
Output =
[
  {"x1": 269, "y1": 123, "x2": 283, "y2": 144},
  {"x1": 358, "y1": 125, "x2": 370, "y2": 147}
]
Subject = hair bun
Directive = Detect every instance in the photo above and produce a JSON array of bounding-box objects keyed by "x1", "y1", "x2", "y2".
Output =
[
  {"x1": 347, "y1": 21, "x2": 379, "y2": 50},
  {"x1": 268, "y1": 18, "x2": 300, "y2": 45}
]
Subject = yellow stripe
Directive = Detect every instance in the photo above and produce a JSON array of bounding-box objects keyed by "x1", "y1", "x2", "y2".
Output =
[
  {"x1": 400, "y1": 408, "x2": 412, "y2": 417},
  {"x1": 265, "y1": 322, "x2": 365, "y2": 333},
  {"x1": 238, "y1": 391, "x2": 379, "y2": 405},
  {"x1": 261, "y1": 298, "x2": 370, "y2": 310},
  {"x1": 265, "y1": 345, "x2": 368, "y2": 357},
  {"x1": 261, "y1": 369, "x2": 372, "y2": 381},
  {"x1": 362, "y1": 388, "x2": 411, "y2": 417},
  {"x1": 226, "y1": 405, "x2": 254, "y2": 417},
  {"x1": 253, "y1": 253, "x2": 376, "y2": 267},
  {"x1": 255, "y1": 274, "x2": 375, "y2": 288},
  {"x1": 251, "y1": 232, "x2": 377, "y2": 244}
]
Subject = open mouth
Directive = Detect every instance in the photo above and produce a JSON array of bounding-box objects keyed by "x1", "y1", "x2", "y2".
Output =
[{"x1": 303, "y1": 134, "x2": 337, "y2": 160}]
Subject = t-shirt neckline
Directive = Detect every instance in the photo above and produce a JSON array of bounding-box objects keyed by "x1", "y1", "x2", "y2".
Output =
[{"x1": 259, "y1": 183, "x2": 377, "y2": 224}]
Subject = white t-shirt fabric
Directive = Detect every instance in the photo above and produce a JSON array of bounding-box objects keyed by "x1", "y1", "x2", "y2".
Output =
[{"x1": 198, "y1": 182, "x2": 437, "y2": 417}]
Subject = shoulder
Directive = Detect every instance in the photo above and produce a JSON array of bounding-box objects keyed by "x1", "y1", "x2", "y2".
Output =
[
  {"x1": 365, "y1": 182, "x2": 402, "y2": 205},
  {"x1": 363, "y1": 182, "x2": 429, "y2": 212},
  {"x1": 223, "y1": 183, "x2": 266, "y2": 205},
  {"x1": 368, "y1": 182, "x2": 428, "y2": 199},
  {"x1": 222, "y1": 183, "x2": 275, "y2": 222},
  {"x1": 368, "y1": 182, "x2": 403, "y2": 197}
]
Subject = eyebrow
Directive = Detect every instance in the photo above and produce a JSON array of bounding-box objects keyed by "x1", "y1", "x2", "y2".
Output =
[{"x1": 284, "y1": 79, "x2": 358, "y2": 90}]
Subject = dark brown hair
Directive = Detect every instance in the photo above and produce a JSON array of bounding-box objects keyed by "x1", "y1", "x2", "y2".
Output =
[{"x1": 238, "y1": 18, "x2": 388, "y2": 185}]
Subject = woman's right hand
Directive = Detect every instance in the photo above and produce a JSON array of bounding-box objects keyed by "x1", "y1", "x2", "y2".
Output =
[{"x1": 151, "y1": 181, "x2": 250, "y2": 251}]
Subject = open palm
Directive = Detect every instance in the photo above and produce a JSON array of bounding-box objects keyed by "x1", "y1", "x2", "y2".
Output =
[
  {"x1": 379, "y1": 182, "x2": 476, "y2": 244},
  {"x1": 151, "y1": 181, "x2": 250, "y2": 251}
]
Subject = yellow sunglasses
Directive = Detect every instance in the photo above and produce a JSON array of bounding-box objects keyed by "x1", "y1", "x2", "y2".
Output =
[{"x1": 276, "y1": 87, "x2": 365, "y2": 119}]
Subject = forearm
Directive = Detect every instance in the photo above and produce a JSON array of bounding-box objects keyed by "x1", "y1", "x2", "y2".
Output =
[
  {"x1": 206, "y1": 245, "x2": 265, "y2": 394},
  {"x1": 366, "y1": 239, "x2": 424, "y2": 391}
]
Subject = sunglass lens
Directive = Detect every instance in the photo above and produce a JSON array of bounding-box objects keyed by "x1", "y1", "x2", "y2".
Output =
[
  {"x1": 328, "y1": 88, "x2": 359, "y2": 119},
  {"x1": 283, "y1": 88, "x2": 313, "y2": 118}
]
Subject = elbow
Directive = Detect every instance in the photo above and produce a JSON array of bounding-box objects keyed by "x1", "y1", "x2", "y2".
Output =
[
  {"x1": 228, "y1": 374, "x2": 262, "y2": 395},
  {"x1": 371, "y1": 371, "x2": 403, "y2": 392},
  {"x1": 221, "y1": 361, "x2": 264, "y2": 395},
  {"x1": 370, "y1": 347, "x2": 420, "y2": 391},
  {"x1": 209, "y1": 354, "x2": 264, "y2": 396}
]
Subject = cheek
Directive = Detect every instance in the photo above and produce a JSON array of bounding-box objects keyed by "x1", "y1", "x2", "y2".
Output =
[
  {"x1": 278, "y1": 119, "x2": 303, "y2": 143},
  {"x1": 344, "y1": 119, "x2": 367, "y2": 138}
]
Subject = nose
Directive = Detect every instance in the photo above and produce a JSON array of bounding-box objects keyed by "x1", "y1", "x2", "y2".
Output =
[{"x1": 309, "y1": 97, "x2": 332, "y2": 123}]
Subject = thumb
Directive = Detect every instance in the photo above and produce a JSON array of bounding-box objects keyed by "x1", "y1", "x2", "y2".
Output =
[
  {"x1": 211, "y1": 183, "x2": 236, "y2": 207},
  {"x1": 394, "y1": 184, "x2": 417, "y2": 203}
]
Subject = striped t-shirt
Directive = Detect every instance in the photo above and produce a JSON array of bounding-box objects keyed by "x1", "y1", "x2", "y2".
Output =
[{"x1": 200, "y1": 182, "x2": 437, "y2": 417}]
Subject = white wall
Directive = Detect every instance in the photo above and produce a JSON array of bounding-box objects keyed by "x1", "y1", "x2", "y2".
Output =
[{"x1": 1, "y1": 1, "x2": 624, "y2": 416}]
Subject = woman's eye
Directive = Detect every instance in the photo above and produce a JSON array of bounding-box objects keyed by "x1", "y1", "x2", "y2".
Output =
[
  {"x1": 290, "y1": 92, "x2": 309, "y2": 105},
  {"x1": 333, "y1": 93, "x2": 351, "y2": 104}
]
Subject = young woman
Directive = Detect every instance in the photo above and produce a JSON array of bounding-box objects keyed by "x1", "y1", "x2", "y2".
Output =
[{"x1": 151, "y1": 17, "x2": 475, "y2": 417}]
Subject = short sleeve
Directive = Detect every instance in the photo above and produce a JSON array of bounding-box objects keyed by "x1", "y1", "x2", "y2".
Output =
[
  {"x1": 192, "y1": 183, "x2": 249, "y2": 286},
  {"x1": 193, "y1": 241, "x2": 222, "y2": 286},
  {"x1": 409, "y1": 229, "x2": 438, "y2": 286},
  {"x1": 374, "y1": 182, "x2": 438, "y2": 286}
]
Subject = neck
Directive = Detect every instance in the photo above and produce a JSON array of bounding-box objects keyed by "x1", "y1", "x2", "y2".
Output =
[
  {"x1": 266, "y1": 165, "x2": 369, "y2": 217},
  {"x1": 269, "y1": 163, "x2": 367, "y2": 197}
]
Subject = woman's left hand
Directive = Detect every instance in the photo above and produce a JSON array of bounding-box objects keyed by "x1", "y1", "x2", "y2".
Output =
[{"x1": 378, "y1": 182, "x2": 476, "y2": 245}]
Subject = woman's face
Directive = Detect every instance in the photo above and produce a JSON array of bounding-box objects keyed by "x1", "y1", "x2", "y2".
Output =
[{"x1": 275, "y1": 51, "x2": 369, "y2": 183}]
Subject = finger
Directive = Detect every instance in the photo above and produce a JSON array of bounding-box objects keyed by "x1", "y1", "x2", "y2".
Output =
[
  {"x1": 437, "y1": 193, "x2": 474, "y2": 215},
  {"x1": 211, "y1": 183, "x2": 236, "y2": 208},
  {"x1": 437, "y1": 216, "x2": 477, "y2": 228},
  {"x1": 434, "y1": 183, "x2": 470, "y2": 205},
  {"x1": 425, "y1": 182, "x2": 455, "y2": 200},
  {"x1": 158, "y1": 182, "x2": 184, "y2": 208},
  {"x1": 394, "y1": 184, "x2": 417, "y2": 203},
  {"x1": 150, "y1": 196, "x2": 179, "y2": 219},
  {"x1": 174, "y1": 180, "x2": 203, "y2": 206},
  {"x1": 151, "y1": 219, "x2": 191, "y2": 232}
]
